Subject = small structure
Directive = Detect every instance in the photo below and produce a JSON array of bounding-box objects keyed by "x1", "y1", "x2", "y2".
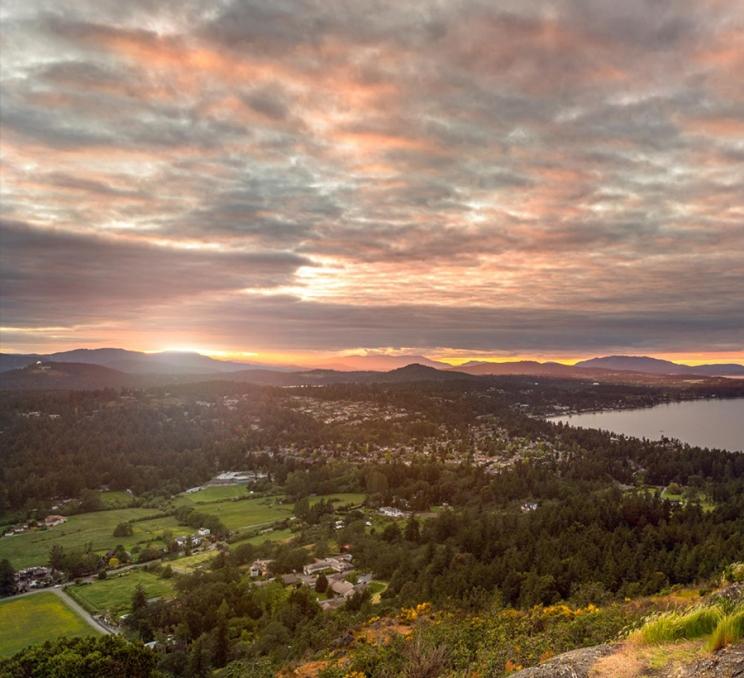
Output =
[
  {"x1": 330, "y1": 579, "x2": 355, "y2": 598},
  {"x1": 302, "y1": 555, "x2": 353, "y2": 576},
  {"x1": 379, "y1": 506, "x2": 406, "y2": 519},
  {"x1": 249, "y1": 559, "x2": 273, "y2": 578},
  {"x1": 44, "y1": 515, "x2": 67, "y2": 528}
]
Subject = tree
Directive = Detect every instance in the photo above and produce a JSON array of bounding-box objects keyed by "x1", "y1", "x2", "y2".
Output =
[
  {"x1": 49, "y1": 544, "x2": 65, "y2": 571},
  {"x1": 0, "y1": 559, "x2": 15, "y2": 596},
  {"x1": 78, "y1": 489, "x2": 103, "y2": 513},
  {"x1": 131, "y1": 584, "x2": 147, "y2": 614},
  {"x1": 404, "y1": 516, "x2": 421, "y2": 543},
  {"x1": 113, "y1": 522, "x2": 133, "y2": 537},
  {"x1": 315, "y1": 573, "x2": 328, "y2": 593},
  {"x1": 212, "y1": 600, "x2": 230, "y2": 668},
  {"x1": 189, "y1": 634, "x2": 210, "y2": 677},
  {"x1": 0, "y1": 636, "x2": 155, "y2": 677}
]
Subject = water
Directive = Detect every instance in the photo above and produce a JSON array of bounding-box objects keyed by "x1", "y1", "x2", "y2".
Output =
[{"x1": 548, "y1": 397, "x2": 744, "y2": 452}]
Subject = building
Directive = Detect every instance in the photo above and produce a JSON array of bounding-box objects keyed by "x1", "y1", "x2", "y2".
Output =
[
  {"x1": 379, "y1": 506, "x2": 406, "y2": 518},
  {"x1": 249, "y1": 559, "x2": 273, "y2": 578},
  {"x1": 330, "y1": 580, "x2": 355, "y2": 598},
  {"x1": 44, "y1": 515, "x2": 67, "y2": 528},
  {"x1": 302, "y1": 555, "x2": 353, "y2": 576}
]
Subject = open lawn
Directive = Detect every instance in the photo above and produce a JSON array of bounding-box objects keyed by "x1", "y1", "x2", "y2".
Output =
[
  {"x1": 170, "y1": 550, "x2": 217, "y2": 573},
  {"x1": 309, "y1": 493, "x2": 366, "y2": 508},
  {"x1": 97, "y1": 490, "x2": 134, "y2": 509},
  {"x1": 0, "y1": 593, "x2": 99, "y2": 658},
  {"x1": 67, "y1": 570, "x2": 175, "y2": 618},
  {"x1": 192, "y1": 496, "x2": 293, "y2": 533},
  {"x1": 231, "y1": 527, "x2": 295, "y2": 547},
  {"x1": 173, "y1": 485, "x2": 252, "y2": 506},
  {"x1": 0, "y1": 508, "x2": 190, "y2": 569}
]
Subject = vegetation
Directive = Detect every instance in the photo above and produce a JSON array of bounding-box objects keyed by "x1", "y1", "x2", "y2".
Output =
[
  {"x1": 67, "y1": 570, "x2": 176, "y2": 618},
  {"x1": 0, "y1": 592, "x2": 99, "y2": 657},
  {"x1": 634, "y1": 606, "x2": 723, "y2": 644},
  {"x1": 0, "y1": 508, "x2": 187, "y2": 569},
  {"x1": 708, "y1": 609, "x2": 744, "y2": 651},
  {"x1": 1, "y1": 380, "x2": 744, "y2": 674},
  {"x1": 0, "y1": 635, "x2": 154, "y2": 677}
]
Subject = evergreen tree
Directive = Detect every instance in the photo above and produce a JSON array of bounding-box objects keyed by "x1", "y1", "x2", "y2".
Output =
[{"x1": 0, "y1": 559, "x2": 15, "y2": 596}]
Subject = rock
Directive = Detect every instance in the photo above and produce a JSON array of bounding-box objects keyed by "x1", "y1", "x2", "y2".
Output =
[
  {"x1": 508, "y1": 644, "x2": 616, "y2": 677},
  {"x1": 660, "y1": 642, "x2": 744, "y2": 678}
]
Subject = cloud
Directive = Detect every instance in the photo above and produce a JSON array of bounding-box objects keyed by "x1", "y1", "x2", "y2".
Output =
[{"x1": 0, "y1": 0, "x2": 742, "y2": 357}]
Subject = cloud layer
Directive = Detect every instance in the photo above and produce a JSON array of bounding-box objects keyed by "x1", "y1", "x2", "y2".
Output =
[{"x1": 1, "y1": 0, "x2": 743, "y2": 359}]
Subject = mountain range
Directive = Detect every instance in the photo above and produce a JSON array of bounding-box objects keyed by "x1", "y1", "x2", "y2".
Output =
[{"x1": 0, "y1": 349, "x2": 741, "y2": 390}]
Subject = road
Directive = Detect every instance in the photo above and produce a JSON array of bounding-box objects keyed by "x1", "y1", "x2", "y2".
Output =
[{"x1": 9, "y1": 586, "x2": 116, "y2": 635}]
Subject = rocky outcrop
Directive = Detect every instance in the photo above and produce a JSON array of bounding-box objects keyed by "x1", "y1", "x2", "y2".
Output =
[
  {"x1": 660, "y1": 643, "x2": 744, "y2": 678},
  {"x1": 508, "y1": 643, "x2": 616, "y2": 677},
  {"x1": 509, "y1": 642, "x2": 744, "y2": 677}
]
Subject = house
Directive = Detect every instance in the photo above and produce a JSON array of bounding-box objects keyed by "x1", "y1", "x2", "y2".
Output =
[
  {"x1": 319, "y1": 597, "x2": 346, "y2": 611},
  {"x1": 521, "y1": 502, "x2": 538, "y2": 512},
  {"x1": 44, "y1": 515, "x2": 67, "y2": 528},
  {"x1": 249, "y1": 559, "x2": 273, "y2": 578},
  {"x1": 302, "y1": 555, "x2": 353, "y2": 576},
  {"x1": 379, "y1": 506, "x2": 406, "y2": 518},
  {"x1": 330, "y1": 580, "x2": 355, "y2": 598},
  {"x1": 197, "y1": 527, "x2": 211, "y2": 537}
]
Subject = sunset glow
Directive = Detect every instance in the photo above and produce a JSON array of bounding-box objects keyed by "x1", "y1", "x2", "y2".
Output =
[{"x1": 1, "y1": 1, "x2": 742, "y2": 365}]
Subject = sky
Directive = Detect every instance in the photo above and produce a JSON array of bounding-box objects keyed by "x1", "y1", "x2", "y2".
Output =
[{"x1": 1, "y1": 0, "x2": 743, "y2": 366}]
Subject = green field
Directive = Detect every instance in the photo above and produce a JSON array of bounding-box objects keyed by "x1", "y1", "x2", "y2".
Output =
[
  {"x1": 97, "y1": 490, "x2": 134, "y2": 509},
  {"x1": 188, "y1": 497, "x2": 293, "y2": 533},
  {"x1": 170, "y1": 550, "x2": 217, "y2": 573},
  {"x1": 174, "y1": 485, "x2": 252, "y2": 505},
  {"x1": 0, "y1": 592, "x2": 99, "y2": 658},
  {"x1": 231, "y1": 527, "x2": 295, "y2": 547},
  {"x1": 67, "y1": 570, "x2": 175, "y2": 618},
  {"x1": 0, "y1": 508, "x2": 191, "y2": 569},
  {"x1": 309, "y1": 493, "x2": 366, "y2": 508}
]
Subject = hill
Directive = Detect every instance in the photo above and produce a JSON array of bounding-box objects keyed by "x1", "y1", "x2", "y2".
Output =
[
  {"x1": 0, "y1": 349, "x2": 292, "y2": 374},
  {"x1": 576, "y1": 356, "x2": 744, "y2": 377},
  {"x1": 0, "y1": 361, "x2": 139, "y2": 390}
]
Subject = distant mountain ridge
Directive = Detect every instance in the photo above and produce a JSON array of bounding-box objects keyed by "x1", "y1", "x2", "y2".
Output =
[
  {"x1": 1, "y1": 349, "x2": 742, "y2": 391},
  {"x1": 575, "y1": 355, "x2": 744, "y2": 376},
  {"x1": 0, "y1": 348, "x2": 297, "y2": 374}
]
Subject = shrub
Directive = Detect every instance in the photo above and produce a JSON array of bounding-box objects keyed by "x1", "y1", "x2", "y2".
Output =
[
  {"x1": 634, "y1": 606, "x2": 723, "y2": 644},
  {"x1": 707, "y1": 609, "x2": 744, "y2": 651},
  {"x1": 721, "y1": 562, "x2": 744, "y2": 584}
]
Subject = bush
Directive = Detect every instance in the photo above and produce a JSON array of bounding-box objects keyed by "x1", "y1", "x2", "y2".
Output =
[
  {"x1": 113, "y1": 522, "x2": 133, "y2": 537},
  {"x1": 721, "y1": 562, "x2": 744, "y2": 584},
  {"x1": 707, "y1": 609, "x2": 744, "y2": 651},
  {"x1": 635, "y1": 606, "x2": 723, "y2": 644}
]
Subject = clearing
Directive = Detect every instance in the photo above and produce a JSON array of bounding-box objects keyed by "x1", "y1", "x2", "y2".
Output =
[{"x1": 0, "y1": 592, "x2": 99, "y2": 658}]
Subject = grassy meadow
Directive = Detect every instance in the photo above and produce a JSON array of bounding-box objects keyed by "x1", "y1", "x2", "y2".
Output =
[
  {"x1": 0, "y1": 508, "x2": 189, "y2": 569},
  {"x1": 67, "y1": 570, "x2": 175, "y2": 618},
  {"x1": 0, "y1": 593, "x2": 99, "y2": 658}
]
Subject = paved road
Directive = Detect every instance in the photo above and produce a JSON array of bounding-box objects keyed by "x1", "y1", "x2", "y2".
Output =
[{"x1": 9, "y1": 587, "x2": 115, "y2": 635}]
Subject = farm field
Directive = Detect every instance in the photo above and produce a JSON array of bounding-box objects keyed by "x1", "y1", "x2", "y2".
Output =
[
  {"x1": 231, "y1": 527, "x2": 295, "y2": 547},
  {"x1": 0, "y1": 592, "x2": 99, "y2": 658},
  {"x1": 194, "y1": 496, "x2": 293, "y2": 533},
  {"x1": 67, "y1": 570, "x2": 175, "y2": 618},
  {"x1": 170, "y1": 550, "x2": 217, "y2": 573},
  {"x1": 97, "y1": 490, "x2": 134, "y2": 509},
  {"x1": 173, "y1": 484, "x2": 252, "y2": 505},
  {"x1": 309, "y1": 493, "x2": 366, "y2": 507},
  {"x1": 0, "y1": 508, "x2": 189, "y2": 569}
]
